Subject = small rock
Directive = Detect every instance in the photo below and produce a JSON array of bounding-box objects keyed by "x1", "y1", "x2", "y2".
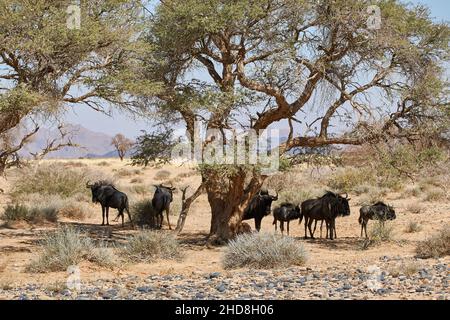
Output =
[
  {"x1": 102, "y1": 289, "x2": 118, "y2": 299},
  {"x1": 216, "y1": 284, "x2": 226, "y2": 293},
  {"x1": 137, "y1": 286, "x2": 153, "y2": 293},
  {"x1": 209, "y1": 272, "x2": 221, "y2": 279}
]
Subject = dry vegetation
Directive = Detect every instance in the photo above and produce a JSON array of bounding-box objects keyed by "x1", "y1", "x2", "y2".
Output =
[{"x1": 0, "y1": 144, "x2": 448, "y2": 298}]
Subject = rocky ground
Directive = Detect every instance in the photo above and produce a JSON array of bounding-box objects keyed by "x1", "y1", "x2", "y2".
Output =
[{"x1": 2, "y1": 257, "x2": 448, "y2": 300}]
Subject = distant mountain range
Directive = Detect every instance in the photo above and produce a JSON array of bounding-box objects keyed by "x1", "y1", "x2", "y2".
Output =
[{"x1": 20, "y1": 124, "x2": 132, "y2": 159}]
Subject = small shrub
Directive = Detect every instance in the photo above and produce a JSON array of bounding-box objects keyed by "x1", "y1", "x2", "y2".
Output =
[
  {"x1": 121, "y1": 231, "x2": 182, "y2": 262},
  {"x1": 129, "y1": 184, "x2": 151, "y2": 196},
  {"x1": 154, "y1": 170, "x2": 171, "y2": 181},
  {"x1": 406, "y1": 202, "x2": 424, "y2": 214},
  {"x1": 369, "y1": 220, "x2": 394, "y2": 242},
  {"x1": 12, "y1": 164, "x2": 91, "y2": 199},
  {"x1": 2, "y1": 203, "x2": 58, "y2": 223},
  {"x1": 415, "y1": 226, "x2": 450, "y2": 259},
  {"x1": 130, "y1": 177, "x2": 143, "y2": 184},
  {"x1": 97, "y1": 161, "x2": 110, "y2": 167},
  {"x1": 356, "y1": 188, "x2": 388, "y2": 206},
  {"x1": 131, "y1": 200, "x2": 156, "y2": 227},
  {"x1": 222, "y1": 233, "x2": 308, "y2": 269},
  {"x1": 116, "y1": 168, "x2": 133, "y2": 177},
  {"x1": 388, "y1": 261, "x2": 421, "y2": 277},
  {"x1": 423, "y1": 187, "x2": 446, "y2": 202},
  {"x1": 27, "y1": 227, "x2": 117, "y2": 272},
  {"x1": 63, "y1": 161, "x2": 87, "y2": 168},
  {"x1": 404, "y1": 221, "x2": 422, "y2": 233},
  {"x1": 327, "y1": 167, "x2": 375, "y2": 193},
  {"x1": 402, "y1": 186, "x2": 421, "y2": 198}
]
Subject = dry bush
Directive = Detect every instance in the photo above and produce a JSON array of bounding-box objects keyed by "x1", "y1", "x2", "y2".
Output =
[
  {"x1": 406, "y1": 202, "x2": 425, "y2": 214},
  {"x1": 63, "y1": 161, "x2": 87, "y2": 168},
  {"x1": 369, "y1": 221, "x2": 394, "y2": 242},
  {"x1": 176, "y1": 170, "x2": 198, "y2": 179},
  {"x1": 121, "y1": 230, "x2": 182, "y2": 262},
  {"x1": 415, "y1": 226, "x2": 450, "y2": 259},
  {"x1": 327, "y1": 167, "x2": 376, "y2": 193},
  {"x1": 12, "y1": 164, "x2": 91, "y2": 199},
  {"x1": 97, "y1": 161, "x2": 110, "y2": 167},
  {"x1": 130, "y1": 177, "x2": 143, "y2": 184},
  {"x1": 355, "y1": 188, "x2": 388, "y2": 206},
  {"x1": 2, "y1": 203, "x2": 58, "y2": 223},
  {"x1": 402, "y1": 186, "x2": 422, "y2": 198},
  {"x1": 128, "y1": 184, "x2": 152, "y2": 197},
  {"x1": 116, "y1": 168, "x2": 133, "y2": 177},
  {"x1": 27, "y1": 226, "x2": 117, "y2": 272},
  {"x1": 404, "y1": 221, "x2": 422, "y2": 233},
  {"x1": 154, "y1": 170, "x2": 171, "y2": 181},
  {"x1": 222, "y1": 233, "x2": 308, "y2": 269},
  {"x1": 387, "y1": 261, "x2": 421, "y2": 277},
  {"x1": 131, "y1": 200, "x2": 156, "y2": 227},
  {"x1": 423, "y1": 187, "x2": 446, "y2": 202}
]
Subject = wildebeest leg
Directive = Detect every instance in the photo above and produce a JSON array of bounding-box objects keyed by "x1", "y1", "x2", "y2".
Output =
[
  {"x1": 101, "y1": 206, "x2": 105, "y2": 226},
  {"x1": 165, "y1": 207, "x2": 172, "y2": 230},
  {"x1": 304, "y1": 216, "x2": 309, "y2": 239},
  {"x1": 364, "y1": 221, "x2": 368, "y2": 238},
  {"x1": 360, "y1": 223, "x2": 364, "y2": 237},
  {"x1": 287, "y1": 221, "x2": 290, "y2": 236},
  {"x1": 274, "y1": 219, "x2": 277, "y2": 233},
  {"x1": 126, "y1": 207, "x2": 133, "y2": 226},
  {"x1": 308, "y1": 219, "x2": 315, "y2": 239},
  {"x1": 280, "y1": 221, "x2": 284, "y2": 235},
  {"x1": 320, "y1": 220, "x2": 323, "y2": 238},
  {"x1": 158, "y1": 213, "x2": 163, "y2": 229},
  {"x1": 329, "y1": 219, "x2": 335, "y2": 240},
  {"x1": 255, "y1": 218, "x2": 262, "y2": 232},
  {"x1": 312, "y1": 220, "x2": 317, "y2": 238},
  {"x1": 105, "y1": 207, "x2": 110, "y2": 225}
]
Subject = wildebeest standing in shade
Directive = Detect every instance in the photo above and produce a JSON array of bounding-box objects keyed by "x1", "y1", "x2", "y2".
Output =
[
  {"x1": 86, "y1": 181, "x2": 132, "y2": 227},
  {"x1": 152, "y1": 184, "x2": 176, "y2": 230},
  {"x1": 242, "y1": 188, "x2": 279, "y2": 231},
  {"x1": 301, "y1": 191, "x2": 351, "y2": 240},
  {"x1": 359, "y1": 202, "x2": 396, "y2": 238},
  {"x1": 272, "y1": 202, "x2": 301, "y2": 236}
]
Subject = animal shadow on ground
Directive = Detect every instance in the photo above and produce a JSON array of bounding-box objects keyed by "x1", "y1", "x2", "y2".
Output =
[
  {"x1": 295, "y1": 236, "x2": 362, "y2": 251},
  {"x1": 177, "y1": 232, "x2": 209, "y2": 249},
  {"x1": 58, "y1": 221, "x2": 135, "y2": 244}
]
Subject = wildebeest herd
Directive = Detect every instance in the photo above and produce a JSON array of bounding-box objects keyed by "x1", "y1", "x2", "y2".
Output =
[{"x1": 86, "y1": 181, "x2": 396, "y2": 239}]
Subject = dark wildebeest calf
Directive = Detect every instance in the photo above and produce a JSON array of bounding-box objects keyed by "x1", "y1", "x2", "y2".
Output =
[
  {"x1": 86, "y1": 181, "x2": 132, "y2": 227},
  {"x1": 272, "y1": 202, "x2": 301, "y2": 236},
  {"x1": 301, "y1": 191, "x2": 351, "y2": 240},
  {"x1": 152, "y1": 184, "x2": 176, "y2": 230},
  {"x1": 242, "y1": 188, "x2": 278, "y2": 231},
  {"x1": 359, "y1": 202, "x2": 396, "y2": 238}
]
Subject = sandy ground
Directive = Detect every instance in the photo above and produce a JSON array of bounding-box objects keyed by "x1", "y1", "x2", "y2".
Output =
[{"x1": 0, "y1": 158, "x2": 448, "y2": 299}]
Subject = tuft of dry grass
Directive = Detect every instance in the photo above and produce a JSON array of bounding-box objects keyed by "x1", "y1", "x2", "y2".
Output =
[
  {"x1": 404, "y1": 221, "x2": 422, "y2": 233},
  {"x1": 2, "y1": 203, "x2": 58, "y2": 223},
  {"x1": 423, "y1": 187, "x2": 446, "y2": 202},
  {"x1": 369, "y1": 221, "x2": 394, "y2": 242},
  {"x1": 121, "y1": 230, "x2": 182, "y2": 263},
  {"x1": 27, "y1": 226, "x2": 117, "y2": 272},
  {"x1": 406, "y1": 202, "x2": 425, "y2": 214},
  {"x1": 388, "y1": 261, "x2": 421, "y2": 277},
  {"x1": 222, "y1": 233, "x2": 307, "y2": 269},
  {"x1": 130, "y1": 177, "x2": 143, "y2": 184},
  {"x1": 415, "y1": 226, "x2": 450, "y2": 259},
  {"x1": 154, "y1": 170, "x2": 171, "y2": 181}
]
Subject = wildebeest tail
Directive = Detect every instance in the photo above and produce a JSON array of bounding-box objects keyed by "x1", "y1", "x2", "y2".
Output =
[{"x1": 358, "y1": 214, "x2": 363, "y2": 225}]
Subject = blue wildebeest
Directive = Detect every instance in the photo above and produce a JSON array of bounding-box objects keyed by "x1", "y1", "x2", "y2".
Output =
[
  {"x1": 152, "y1": 184, "x2": 176, "y2": 230},
  {"x1": 242, "y1": 188, "x2": 278, "y2": 231},
  {"x1": 301, "y1": 191, "x2": 351, "y2": 240},
  {"x1": 86, "y1": 181, "x2": 132, "y2": 227},
  {"x1": 272, "y1": 202, "x2": 301, "y2": 236},
  {"x1": 359, "y1": 202, "x2": 396, "y2": 238}
]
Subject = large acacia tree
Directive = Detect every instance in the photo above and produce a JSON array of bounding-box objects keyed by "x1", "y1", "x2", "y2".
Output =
[
  {"x1": 0, "y1": 0, "x2": 157, "y2": 173},
  {"x1": 142, "y1": 0, "x2": 449, "y2": 243}
]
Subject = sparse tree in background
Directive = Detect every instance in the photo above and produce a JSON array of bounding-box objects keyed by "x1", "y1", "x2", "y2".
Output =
[
  {"x1": 140, "y1": 0, "x2": 449, "y2": 243},
  {"x1": 111, "y1": 133, "x2": 134, "y2": 161},
  {"x1": 0, "y1": 0, "x2": 157, "y2": 174},
  {"x1": 131, "y1": 129, "x2": 177, "y2": 167}
]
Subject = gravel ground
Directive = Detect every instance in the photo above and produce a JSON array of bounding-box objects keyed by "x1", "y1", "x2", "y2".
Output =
[{"x1": 1, "y1": 258, "x2": 448, "y2": 300}]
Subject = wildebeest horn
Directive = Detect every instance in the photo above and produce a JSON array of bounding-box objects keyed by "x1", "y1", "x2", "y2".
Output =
[
  {"x1": 86, "y1": 180, "x2": 92, "y2": 188},
  {"x1": 271, "y1": 191, "x2": 278, "y2": 201}
]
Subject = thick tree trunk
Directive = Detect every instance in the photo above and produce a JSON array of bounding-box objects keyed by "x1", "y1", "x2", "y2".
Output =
[{"x1": 203, "y1": 168, "x2": 265, "y2": 245}]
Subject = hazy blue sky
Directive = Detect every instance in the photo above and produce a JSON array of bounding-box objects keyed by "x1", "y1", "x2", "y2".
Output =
[{"x1": 63, "y1": 0, "x2": 450, "y2": 139}]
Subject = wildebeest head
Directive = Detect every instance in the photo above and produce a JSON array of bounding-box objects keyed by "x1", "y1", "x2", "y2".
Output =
[
  {"x1": 86, "y1": 180, "x2": 115, "y2": 203},
  {"x1": 256, "y1": 189, "x2": 279, "y2": 216},
  {"x1": 322, "y1": 191, "x2": 351, "y2": 217},
  {"x1": 154, "y1": 184, "x2": 176, "y2": 202}
]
